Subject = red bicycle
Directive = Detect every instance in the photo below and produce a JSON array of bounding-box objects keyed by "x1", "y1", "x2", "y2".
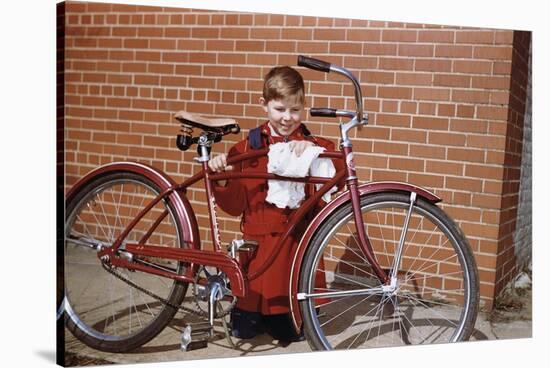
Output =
[{"x1": 63, "y1": 56, "x2": 479, "y2": 352}]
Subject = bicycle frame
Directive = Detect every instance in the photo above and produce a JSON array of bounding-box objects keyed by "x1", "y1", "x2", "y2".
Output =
[{"x1": 93, "y1": 142, "x2": 392, "y2": 295}]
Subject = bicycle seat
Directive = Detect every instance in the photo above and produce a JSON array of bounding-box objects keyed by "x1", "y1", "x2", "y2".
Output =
[{"x1": 175, "y1": 111, "x2": 239, "y2": 133}]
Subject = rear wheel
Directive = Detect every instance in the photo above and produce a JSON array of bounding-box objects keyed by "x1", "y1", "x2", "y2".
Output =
[
  {"x1": 299, "y1": 192, "x2": 479, "y2": 350},
  {"x1": 64, "y1": 171, "x2": 189, "y2": 352}
]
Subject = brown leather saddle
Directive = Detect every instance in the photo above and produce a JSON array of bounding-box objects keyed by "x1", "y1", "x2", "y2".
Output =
[{"x1": 174, "y1": 111, "x2": 240, "y2": 134}]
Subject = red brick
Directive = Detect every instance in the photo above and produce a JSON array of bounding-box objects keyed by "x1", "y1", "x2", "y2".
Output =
[
  {"x1": 495, "y1": 31, "x2": 514, "y2": 45},
  {"x1": 435, "y1": 45, "x2": 473, "y2": 58},
  {"x1": 426, "y1": 160, "x2": 464, "y2": 177},
  {"x1": 373, "y1": 141, "x2": 409, "y2": 156},
  {"x1": 465, "y1": 164, "x2": 504, "y2": 180},
  {"x1": 474, "y1": 46, "x2": 513, "y2": 60},
  {"x1": 314, "y1": 28, "x2": 345, "y2": 40},
  {"x1": 476, "y1": 106, "x2": 509, "y2": 121},
  {"x1": 297, "y1": 41, "x2": 329, "y2": 54},
  {"x1": 192, "y1": 27, "x2": 219, "y2": 38},
  {"x1": 346, "y1": 29, "x2": 380, "y2": 42},
  {"x1": 413, "y1": 87, "x2": 450, "y2": 101},
  {"x1": 447, "y1": 147, "x2": 485, "y2": 163},
  {"x1": 415, "y1": 59, "x2": 452, "y2": 72},
  {"x1": 375, "y1": 113, "x2": 411, "y2": 127},
  {"x1": 176, "y1": 39, "x2": 206, "y2": 51},
  {"x1": 363, "y1": 71, "x2": 395, "y2": 84},
  {"x1": 364, "y1": 43, "x2": 397, "y2": 56},
  {"x1": 438, "y1": 104, "x2": 456, "y2": 117},
  {"x1": 330, "y1": 42, "x2": 362, "y2": 54},
  {"x1": 379, "y1": 57, "x2": 414, "y2": 71},
  {"x1": 233, "y1": 40, "x2": 263, "y2": 52},
  {"x1": 472, "y1": 194, "x2": 502, "y2": 209},
  {"x1": 221, "y1": 27, "x2": 249, "y2": 39},
  {"x1": 354, "y1": 154, "x2": 387, "y2": 169},
  {"x1": 466, "y1": 134, "x2": 506, "y2": 150},
  {"x1": 395, "y1": 73, "x2": 432, "y2": 86},
  {"x1": 391, "y1": 128, "x2": 426, "y2": 143},
  {"x1": 372, "y1": 170, "x2": 407, "y2": 182},
  {"x1": 382, "y1": 30, "x2": 417, "y2": 42},
  {"x1": 389, "y1": 157, "x2": 424, "y2": 172},
  {"x1": 112, "y1": 27, "x2": 136, "y2": 37},
  {"x1": 410, "y1": 144, "x2": 446, "y2": 159},
  {"x1": 471, "y1": 76, "x2": 510, "y2": 90},
  {"x1": 429, "y1": 132, "x2": 466, "y2": 147},
  {"x1": 452, "y1": 90, "x2": 491, "y2": 104},
  {"x1": 136, "y1": 51, "x2": 161, "y2": 62},
  {"x1": 378, "y1": 86, "x2": 412, "y2": 99},
  {"x1": 453, "y1": 60, "x2": 493, "y2": 74},
  {"x1": 282, "y1": 28, "x2": 312, "y2": 40},
  {"x1": 455, "y1": 30, "x2": 495, "y2": 44},
  {"x1": 446, "y1": 177, "x2": 483, "y2": 192},
  {"x1": 434, "y1": 74, "x2": 471, "y2": 88},
  {"x1": 418, "y1": 103, "x2": 436, "y2": 115},
  {"x1": 409, "y1": 173, "x2": 444, "y2": 188},
  {"x1": 450, "y1": 119, "x2": 488, "y2": 134},
  {"x1": 418, "y1": 30, "x2": 454, "y2": 43},
  {"x1": 251, "y1": 28, "x2": 281, "y2": 39},
  {"x1": 398, "y1": 44, "x2": 434, "y2": 57}
]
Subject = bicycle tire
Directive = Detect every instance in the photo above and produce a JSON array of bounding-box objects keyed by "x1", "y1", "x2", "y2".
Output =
[
  {"x1": 299, "y1": 192, "x2": 479, "y2": 350},
  {"x1": 64, "y1": 170, "x2": 189, "y2": 352}
]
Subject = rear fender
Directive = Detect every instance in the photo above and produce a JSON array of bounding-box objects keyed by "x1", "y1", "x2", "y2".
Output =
[
  {"x1": 288, "y1": 181, "x2": 441, "y2": 332},
  {"x1": 66, "y1": 161, "x2": 201, "y2": 250}
]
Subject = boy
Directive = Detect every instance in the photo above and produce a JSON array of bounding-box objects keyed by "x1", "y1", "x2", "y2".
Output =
[{"x1": 209, "y1": 66, "x2": 343, "y2": 343}]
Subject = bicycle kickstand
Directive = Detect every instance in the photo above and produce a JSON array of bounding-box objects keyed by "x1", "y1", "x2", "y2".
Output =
[{"x1": 181, "y1": 281, "x2": 235, "y2": 351}]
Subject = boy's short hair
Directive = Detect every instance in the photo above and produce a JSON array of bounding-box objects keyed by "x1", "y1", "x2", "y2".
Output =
[{"x1": 262, "y1": 66, "x2": 305, "y2": 105}]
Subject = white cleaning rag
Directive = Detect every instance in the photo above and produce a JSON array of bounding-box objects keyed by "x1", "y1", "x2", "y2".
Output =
[{"x1": 266, "y1": 142, "x2": 337, "y2": 209}]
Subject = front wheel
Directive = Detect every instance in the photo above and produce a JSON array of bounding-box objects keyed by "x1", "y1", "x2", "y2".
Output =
[{"x1": 299, "y1": 192, "x2": 479, "y2": 350}]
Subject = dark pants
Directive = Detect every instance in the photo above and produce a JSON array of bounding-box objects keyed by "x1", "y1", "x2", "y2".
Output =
[{"x1": 230, "y1": 308, "x2": 304, "y2": 342}]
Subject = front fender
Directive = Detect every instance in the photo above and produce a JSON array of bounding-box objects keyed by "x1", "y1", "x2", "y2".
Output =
[
  {"x1": 66, "y1": 161, "x2": 201, "y2": 249},
  {"x1": 288, "y1": 181, "x2": 441, "y2": 332}
]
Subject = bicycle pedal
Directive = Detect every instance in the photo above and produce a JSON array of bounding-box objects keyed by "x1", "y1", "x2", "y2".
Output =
[
  {"x1": 181, "y1": 322, "x2": 212, "y2": 351},
  {"x1": 228, "y1": 239, "x2": 258, "y2": 258}
]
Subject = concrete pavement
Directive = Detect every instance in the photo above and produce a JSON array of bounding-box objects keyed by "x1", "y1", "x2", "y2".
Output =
[{"x1": 64, "y1": 291, "x2": 532, "y2": 367}]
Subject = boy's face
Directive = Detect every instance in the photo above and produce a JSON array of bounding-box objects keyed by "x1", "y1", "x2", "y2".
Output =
[{"x1": 261, "y1": 98, "x2": 304, "y2": 137}]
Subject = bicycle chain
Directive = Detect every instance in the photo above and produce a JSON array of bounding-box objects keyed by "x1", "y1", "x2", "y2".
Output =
[{"x1": 101, "y1": 261, "x2": 205, "y2": 317}]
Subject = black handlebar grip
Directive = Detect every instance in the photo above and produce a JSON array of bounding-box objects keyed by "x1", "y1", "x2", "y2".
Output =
[
  {"x1": 297, "y1": 55, "x2": 331, "y2": 73},
  {"x1": 310, "y1": 108, "x2": 338, "y2": 118}
]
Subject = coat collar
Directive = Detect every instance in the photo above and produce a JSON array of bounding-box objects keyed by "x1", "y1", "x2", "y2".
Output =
[{"x1": 260, "y1": 121, "x2": 307, "y2": 142}]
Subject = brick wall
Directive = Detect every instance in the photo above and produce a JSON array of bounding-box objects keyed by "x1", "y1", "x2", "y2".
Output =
[
  {"x1": 494, "y1": 31, "x2": 531, "y2": 296},
  {"x1": 62, "y1": 1, "x2": 531, "y2": 310},
  {"x1": 513, "y1": 44, "x2": 532, "y2": 271}
]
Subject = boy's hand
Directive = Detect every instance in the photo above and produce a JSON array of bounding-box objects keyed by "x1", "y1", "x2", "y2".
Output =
[
  {"x1": 208, "y1": 154, "x2": 233, "y2": 172},
  {"x1": 208, "y1": 154, "x2": 233, "y2": 187},
  {"x1": 289, "y1": 140, "x2": 315, "y2": 157}
]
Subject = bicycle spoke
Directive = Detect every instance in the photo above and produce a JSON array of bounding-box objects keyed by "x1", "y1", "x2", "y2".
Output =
[
  {"x1": 333, "y1": 232, "x2": 368, "y2": 264},
  {"x1": 96, "y1": 192, "x2": 115, "y2": 243},
  {"x1": 324, "y1": 253, "x2": 378, "y2": 281},
  {"x1": 321, "y1": 293, "x2": 376, "y2": 328},
  {"x1": 348, "y1": 295, "x2": 387, "y2": 349}
]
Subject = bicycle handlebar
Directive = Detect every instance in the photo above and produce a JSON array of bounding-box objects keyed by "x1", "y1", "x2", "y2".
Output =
[
  {"x1": 297, "y1": 55, "x2": 332, "y2": 73},
  {"x1": 310, "y1": 108, "x2": 338, "y2": 117},
  {"x1": 297, "y1": 55, "x2": 364, "y2": 123}
]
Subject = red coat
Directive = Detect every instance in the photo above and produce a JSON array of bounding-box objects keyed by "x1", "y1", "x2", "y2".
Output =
[{"x1": 213, "y1": 121, "x2": 344, "y2": 315}]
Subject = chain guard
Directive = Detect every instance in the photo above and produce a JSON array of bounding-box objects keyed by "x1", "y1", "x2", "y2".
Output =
[{"x1": 101, "y1": 261, "x2": 236, "y2": 319}]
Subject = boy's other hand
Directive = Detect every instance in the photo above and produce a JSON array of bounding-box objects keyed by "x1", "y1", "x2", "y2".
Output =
[{"x1": 289, "y1": 140, "x2": 315, "y2": 157}]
